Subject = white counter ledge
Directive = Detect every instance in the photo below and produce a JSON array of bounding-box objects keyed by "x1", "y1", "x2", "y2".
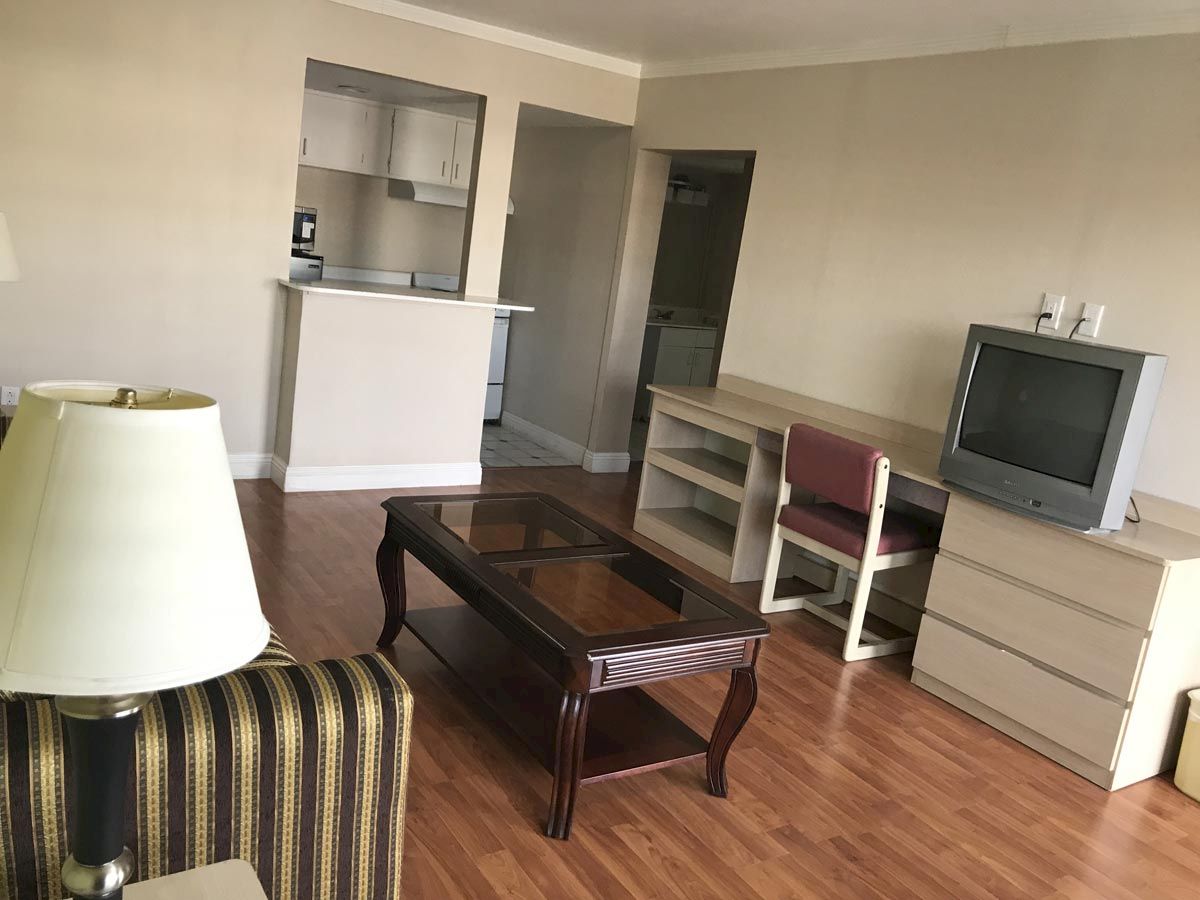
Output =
[{"x1": 279, "y1": 278, "x2": 534, "y2": 312}]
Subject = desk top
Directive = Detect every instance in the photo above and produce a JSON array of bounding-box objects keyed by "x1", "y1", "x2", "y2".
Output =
[
  {"x1": 649, "y1": 383, "x2": 944, "y2": 489},
  {"x1": 648, "y1": 378, "x2": 1200, "y2": 566}
]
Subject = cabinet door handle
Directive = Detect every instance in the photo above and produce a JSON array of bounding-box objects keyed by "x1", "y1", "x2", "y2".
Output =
[
  {"x1": 454, "y1": 163, "x2": 459, "y2": 181},
  {"x1": 302, "y1": 137, "x2": 307, "y2": 156},
  {"x1": 441, "y1": 160, "x2": 446, "y2": 177}
]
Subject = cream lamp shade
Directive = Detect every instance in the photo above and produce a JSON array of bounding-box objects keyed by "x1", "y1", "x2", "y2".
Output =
[
  {"x1": 0, "y1": 213, "x2": 18, "y2": 282},
  {"x1": 0, "y1": 382, "x2": 269, "y2": 696}
]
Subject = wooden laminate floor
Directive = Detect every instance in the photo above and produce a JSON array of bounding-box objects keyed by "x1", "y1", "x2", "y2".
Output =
[{"x1": 236, "y1": 467, "x2": 1200, "y2": 900}]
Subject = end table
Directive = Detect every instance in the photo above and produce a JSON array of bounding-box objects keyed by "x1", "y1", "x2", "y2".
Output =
[{"x1": 125, "y1": 860, "x2": 266, "y2": 899}]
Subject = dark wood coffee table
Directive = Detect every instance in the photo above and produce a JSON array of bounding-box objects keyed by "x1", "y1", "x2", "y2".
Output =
[{"x1": 375, "y1": 492, "x2": 769, "y2": 839}]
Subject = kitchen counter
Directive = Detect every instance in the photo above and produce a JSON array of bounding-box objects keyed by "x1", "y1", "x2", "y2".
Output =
[
  {"x1": 279, "y1": 278, "x2": 534, "y2": 312},
  {"x1": 273, "y1": 282, "x2": 505, "y2": 492}
]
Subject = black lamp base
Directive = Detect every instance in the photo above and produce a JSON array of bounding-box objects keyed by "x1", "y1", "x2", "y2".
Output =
[{"x1": 56, "y1": 694, "x2": 152, "y2": 900}]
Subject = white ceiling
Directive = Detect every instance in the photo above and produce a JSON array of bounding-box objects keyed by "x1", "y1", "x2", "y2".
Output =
[
  {"x1": 338, "y1": 0, "x2": 1200, "y2": 77},
  {"x1": 305, "y1": 60, "x2": 480, "y2": 118}
]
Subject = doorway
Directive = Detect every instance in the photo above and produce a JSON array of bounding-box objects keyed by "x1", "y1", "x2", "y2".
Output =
[
  {"x1": 493, "y1": 103, "x2": 633, "y2": 468},
  {"x1": 629, "y1": 152, "x2": 754, "y2": 461}
]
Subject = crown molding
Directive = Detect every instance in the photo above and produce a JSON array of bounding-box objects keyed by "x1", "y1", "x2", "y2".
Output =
[
  {"x1": 640, "y1": 10, "x2": 1200, "y2": 79},
  {"x1": 329, "y1": 3, "x2": 1200, "y2": 82},
  {"x1": 329, "y1": 0, "x2": 642, "y2": 78}
]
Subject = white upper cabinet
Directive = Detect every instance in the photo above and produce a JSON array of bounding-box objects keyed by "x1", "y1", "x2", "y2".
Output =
[
  {"x1": 363, "y1": 105, "x2": 394, "y2": 177},
  {"x1": 388, "y1": 108, "x2": 458, "y2": 185},
  {"x1": 299, "y1": 91, "x2": 390, "y2": 178},
  {"x1": 299, "y1": 92, "x2": 367, "y2": 173},
  {"x1": 450, "y1": 120, "x2": 476, "y2": 189},
  {"x1": 299, "y1": 91, "x2": 476, "y2": 188}
]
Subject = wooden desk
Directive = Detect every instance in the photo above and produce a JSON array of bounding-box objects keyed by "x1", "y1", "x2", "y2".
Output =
[{"x1": 635, "y1": 377, "x2": 947, "y2": 583}]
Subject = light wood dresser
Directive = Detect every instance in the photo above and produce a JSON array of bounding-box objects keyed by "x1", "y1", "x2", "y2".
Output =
[{"x1": 913, "y1": 493, "x2": 1200, "y2": 790}]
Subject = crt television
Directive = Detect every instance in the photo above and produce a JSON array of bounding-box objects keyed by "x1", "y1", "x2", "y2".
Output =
[{"x1": 939, "y1": 324, "x2": 1166, "y2": 533}]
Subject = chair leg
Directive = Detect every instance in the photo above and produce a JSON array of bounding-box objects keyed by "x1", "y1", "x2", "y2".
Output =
[
  {"x1": 842, "y1": 564, "x2": 876, "y2": 662},
  {"x1": 757, "y1": 528, "x2": 786, "y2": 613}
]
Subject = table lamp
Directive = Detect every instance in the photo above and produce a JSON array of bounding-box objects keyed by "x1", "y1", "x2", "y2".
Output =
[
  {"x1": 0, "y1": 382, "x2": 269, "y2": 899},
  {"x1": 0, "y1": 212, "x2": 19, "y2": 281}
]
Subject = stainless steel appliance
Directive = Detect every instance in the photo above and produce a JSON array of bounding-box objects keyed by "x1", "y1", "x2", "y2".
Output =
[{"x1": 413, "y1": 272, "x2": 508, "y2": 421}]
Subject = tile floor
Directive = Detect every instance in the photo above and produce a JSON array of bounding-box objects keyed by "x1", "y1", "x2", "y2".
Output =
[{"x1": 480, "y1": 423, "x2": 574, "y2": 468}]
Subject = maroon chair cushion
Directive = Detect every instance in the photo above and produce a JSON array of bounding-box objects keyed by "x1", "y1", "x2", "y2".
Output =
[
  {"x1": 785, "y1": 423, "x2": 882, "y2": 515},
  {"x1": 778, "y1": 502, "x2": 941, "y2": 560}
]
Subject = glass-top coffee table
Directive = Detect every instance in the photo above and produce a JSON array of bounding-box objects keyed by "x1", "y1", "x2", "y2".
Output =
[{"x1": 375, "y1": 492, "x2": 769, "y2": 839}]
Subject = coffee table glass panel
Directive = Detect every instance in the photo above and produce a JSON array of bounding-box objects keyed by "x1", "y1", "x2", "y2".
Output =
[
  {"x1": 376, "y1": 492, "x2": 768, "y2": 839},
  {"x1": 495, "y1": 556, "x2": 733, "y2": 636},
  {"x1": 416, "y1": 496, "x2": 606, "y2": 554}
]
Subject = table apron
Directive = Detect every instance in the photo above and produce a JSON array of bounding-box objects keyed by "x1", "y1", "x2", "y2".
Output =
[{"x1": 592, "y1": 639, "x2": 756, "y2": 691}]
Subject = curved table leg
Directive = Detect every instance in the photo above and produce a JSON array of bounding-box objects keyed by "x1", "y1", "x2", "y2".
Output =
[
  {"x1": 375, "y1": 534, "x2": 407, "y2": 649},
  {"x1": 707, "y1": 664, "x2": 758, "y2": 797},
  {"x1": 546, "y1": 691, "x2": 590, "y2": 840}
]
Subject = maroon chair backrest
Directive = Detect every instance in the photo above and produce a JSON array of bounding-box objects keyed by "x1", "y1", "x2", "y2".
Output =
[{"x1": 784, "y1": 423, "x2": 883, "y2": 515}]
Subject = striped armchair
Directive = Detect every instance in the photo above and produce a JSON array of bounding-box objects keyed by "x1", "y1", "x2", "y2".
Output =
[{"x1": 0, "y1": 633, "x2": 412, "y2": 900}]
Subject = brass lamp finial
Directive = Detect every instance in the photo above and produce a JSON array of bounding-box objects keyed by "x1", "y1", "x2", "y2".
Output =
[{"x1": 110, "y1": 388, "x2": 138, "y2": 409}]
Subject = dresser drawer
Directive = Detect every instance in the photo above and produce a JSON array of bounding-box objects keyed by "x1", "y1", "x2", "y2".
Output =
[
  {"x1": 926, "y1": 555, "x2": 1148, "y2": 699},
  {"x1": 939, "y1": 496, "x2": 1165, "y2": 628},
  {"x1": 913, "y1": 617, "x2": 1128, "y2": 768}
]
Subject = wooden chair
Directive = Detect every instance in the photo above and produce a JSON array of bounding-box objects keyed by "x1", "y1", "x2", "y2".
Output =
[{"x1": 758, "y1": 423, "x2": 940, "y2": 661}]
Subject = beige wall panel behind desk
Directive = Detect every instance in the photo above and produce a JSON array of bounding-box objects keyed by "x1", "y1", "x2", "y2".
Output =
[{"x1": 633, "y1": 34, "x2": 1200, "y2": 507}]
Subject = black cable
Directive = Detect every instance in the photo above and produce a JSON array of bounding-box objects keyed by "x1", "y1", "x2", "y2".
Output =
[
  {"x1": 1068, "y1": 317, "x2": 1090, "y2": 339},
  {"x1": 1126, "y1": 496, "x2": 1141, "y2": 524},
  {"x1": 1034, "y1": 312, "x2": 1052, "y2": 333}
]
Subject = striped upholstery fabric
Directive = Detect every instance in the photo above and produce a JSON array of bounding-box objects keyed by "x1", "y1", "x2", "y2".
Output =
[
  {"x1": 0, "y1": 651, "x2": 412, "y2": 900},
  {"x1": 240, "y1": 628, "x2": 300, "y2": 670}
]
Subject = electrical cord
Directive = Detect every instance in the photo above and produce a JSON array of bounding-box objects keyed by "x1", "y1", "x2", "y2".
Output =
[
  {"x1": 1034, "y1": 312, "x2": 1052, "y2": 333},
  {"x1": 1068, "y1": 317, "x2": 1090, "y2": 339},
  {"x1": 1126, "y1": 496, "x2": 1141, "y2": 524}
]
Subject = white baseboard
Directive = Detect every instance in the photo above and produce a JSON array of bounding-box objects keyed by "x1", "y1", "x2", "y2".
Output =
[
  {"x1": 270, "y1": 454, "x2": 288, "y2": 489},
  {"x1": 270, "y1": 457, "x2": 482, "y2": 492},
  {"x1": 499, "y1": 411, "x2": 585, "y2": 465},
  {"x1": 583, "y1": 450, "x2": 631, "y2": 474},
  {"x1": 228, "y1": 453, "x2": 273, "y2": 479}
]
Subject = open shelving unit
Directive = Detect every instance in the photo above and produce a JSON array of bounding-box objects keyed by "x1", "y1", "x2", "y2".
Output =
[{"x1": 634, "y1": 395, "x2": 779, "y2": 582}]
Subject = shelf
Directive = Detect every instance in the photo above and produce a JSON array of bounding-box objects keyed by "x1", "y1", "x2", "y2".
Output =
[
  {"x1": 645, "y1": 447, "x2": 747, "y2": 502},
  {"x1": 404, "y1": 605, "x2": 708, "y2": 783},
  {"x1": 635, "y1": 506, "x2": 736, "y2": 579}
]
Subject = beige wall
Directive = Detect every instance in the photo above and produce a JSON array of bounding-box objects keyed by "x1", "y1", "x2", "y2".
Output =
[
  {"x1": 294, "y1": 166, "x2": 465, "y2": 275},
  {"x1": 0, "y1": 0, "x2": 638, "y2": 460},
  {"x1": 500, "y1": 125, "x2": 631, "y2": 448},
  {"x1": 634, "y1": 34, "x2": 1200, "y2": 506}
]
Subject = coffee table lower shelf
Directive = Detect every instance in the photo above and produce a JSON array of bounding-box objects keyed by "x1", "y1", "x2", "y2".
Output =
[{"x1": 405, "y1": 605, "x2": 709, "y2": 785}]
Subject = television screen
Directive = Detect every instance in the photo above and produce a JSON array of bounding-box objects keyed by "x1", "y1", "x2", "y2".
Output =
[{"x1": 959, "y1": 345, "x2": 1122, "y2": 486}]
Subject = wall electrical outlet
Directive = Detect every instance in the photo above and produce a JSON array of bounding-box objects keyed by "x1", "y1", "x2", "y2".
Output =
[
  {"x1": 1040, "y1": 293, "x2": 1066, "y2": 330},
  {"x1": 1, "y1": 385, "x2": 20, "y2": 406},
  {"x1": 1077, "y1": 302, "x2": 1105, "y2": 338}
]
